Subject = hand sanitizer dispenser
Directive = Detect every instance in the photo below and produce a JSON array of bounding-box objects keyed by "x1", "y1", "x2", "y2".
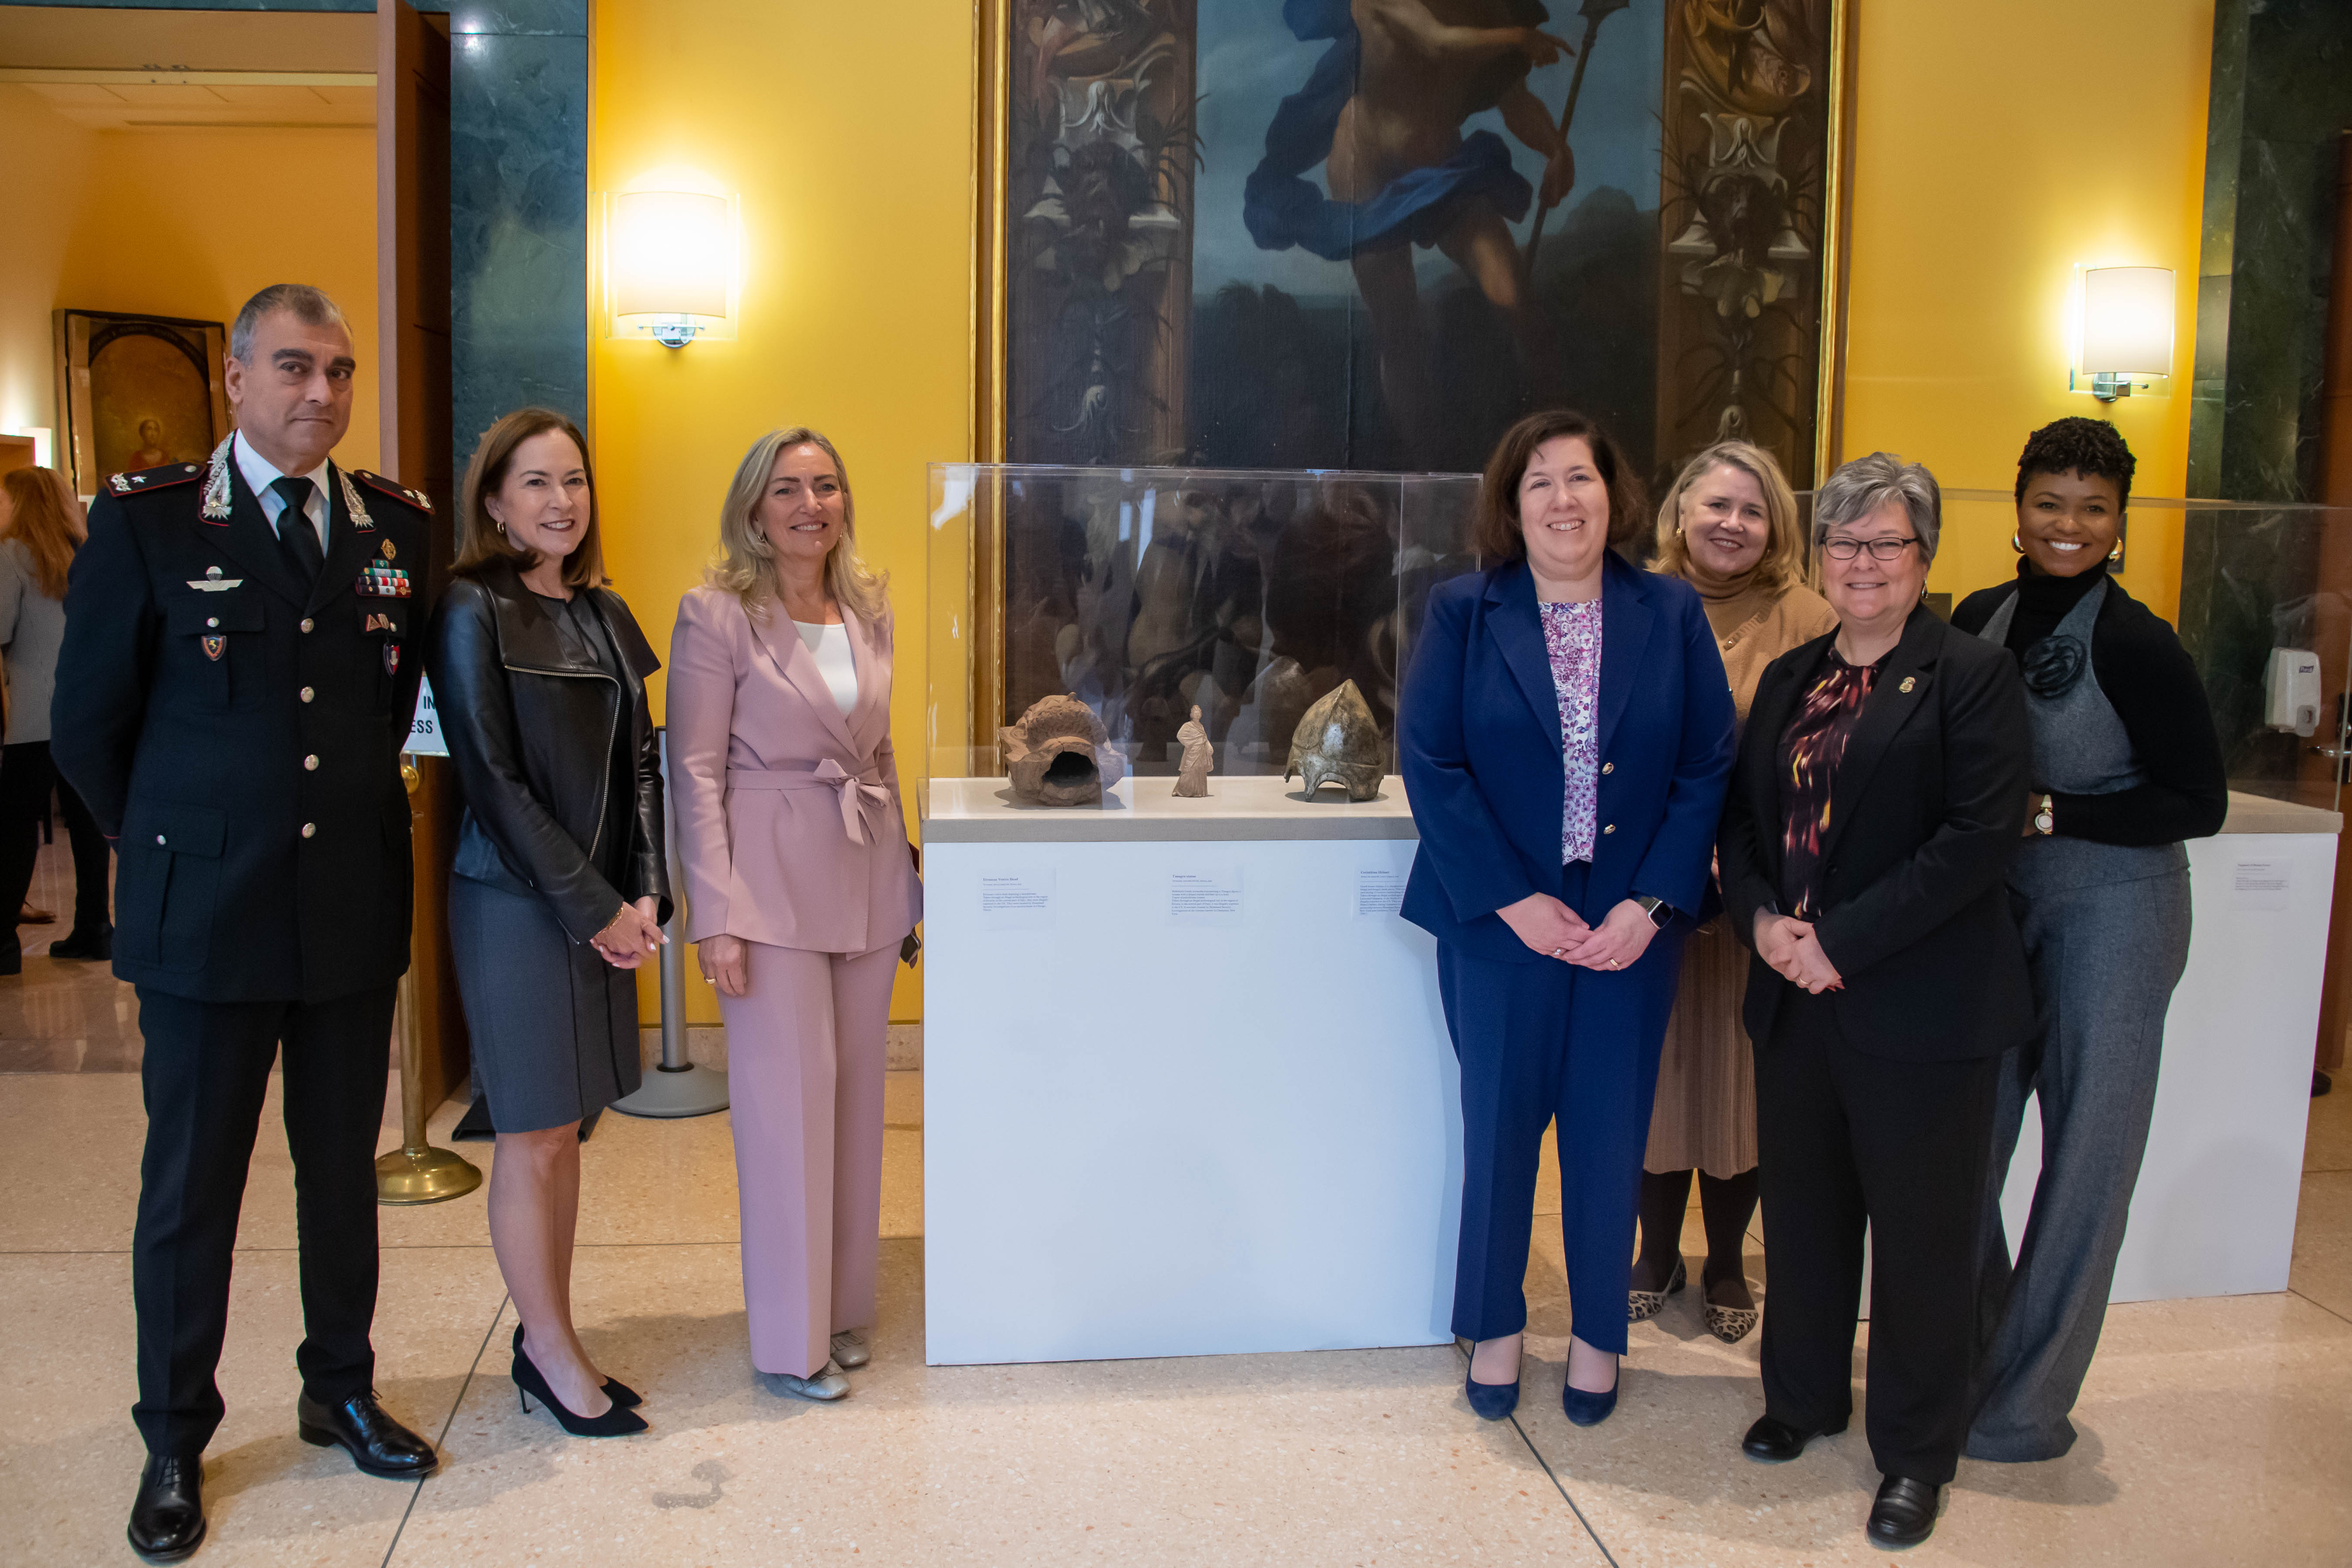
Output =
[{"x1": 2265, "y1": 648, "x2": 2322, "y2": 737}]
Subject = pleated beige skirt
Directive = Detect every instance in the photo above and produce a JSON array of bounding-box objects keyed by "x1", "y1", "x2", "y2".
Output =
[{"x1": 1644, "y1": 917, "x2": 1757, "y2": 1178}]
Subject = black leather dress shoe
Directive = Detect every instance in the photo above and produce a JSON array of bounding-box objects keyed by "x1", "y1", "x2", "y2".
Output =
[
  {"x1": 296, "y1": 1390, "x2": 439, "y2": 1479},
  {"x1": 1866, "y1": 1475, "x2": 1941, "y2": 1547},
  {"x1": 128, "y1": 1454, "x2": 205, "y2": 1562},
  {"x1": 1740, "y1": 1412, "x2": 1845, "y2": 1462}
]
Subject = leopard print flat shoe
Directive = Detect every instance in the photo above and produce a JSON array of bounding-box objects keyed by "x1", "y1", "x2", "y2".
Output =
[{"x1": 1627, "y1": 1257, "x2": 1686, "y2": 1323}]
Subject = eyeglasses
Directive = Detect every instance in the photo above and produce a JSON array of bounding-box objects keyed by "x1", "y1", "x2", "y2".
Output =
[{"x1": 1819, "y1": 536, "x2": 1919, "y2": 562}]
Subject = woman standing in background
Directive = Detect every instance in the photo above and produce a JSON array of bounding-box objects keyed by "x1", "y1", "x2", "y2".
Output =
[
  {"x1": 0, "y1": 467, "x2": 112, "y2": 970},
  {"x1": 1632, "y1": 442, "x2": 1836, "y2": 1343}
]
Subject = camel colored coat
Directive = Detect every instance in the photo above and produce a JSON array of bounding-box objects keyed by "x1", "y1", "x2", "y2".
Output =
[{"x1": 1645, "y1": 576, "x2": 1838, "y2": 1177}]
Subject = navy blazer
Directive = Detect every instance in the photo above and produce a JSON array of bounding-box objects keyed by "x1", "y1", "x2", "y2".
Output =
[{"x1": 1399, "y1": 554, "x2": 1736, "y2": 963}]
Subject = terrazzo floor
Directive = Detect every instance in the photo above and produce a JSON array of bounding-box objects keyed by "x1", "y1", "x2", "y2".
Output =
[{"x1": 2, "y1": 836, "x2": 2348, "y2": 1565}]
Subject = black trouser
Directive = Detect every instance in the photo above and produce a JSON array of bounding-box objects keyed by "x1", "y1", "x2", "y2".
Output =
[
  {"x1": 131, "y1": 984, "x2": 396, "y2": 1457},
  {"x1": 0, "y1": 740, "x2": 111, "y2": 941},
  {"x1": 1754, "y1": 984, "x2": 2000, "y2": 1485}
]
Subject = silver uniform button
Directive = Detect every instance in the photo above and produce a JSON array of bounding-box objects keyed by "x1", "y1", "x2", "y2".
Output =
[
  {"x1": 155, "y1": 834, "x2": 165, "y2": 845},
  {"x1": 304, "y1": 755, "x2": 319, "y2": 771},
  {"x1": 206, "y1": 617, "x2": 219, "y2": 629},
  {"x1": 301, "y1": 823, "x2": 316, "y2": 839},
  {"x1": 299, "y1": 686, "x2": 314, "y2": 703},
  {"x1": 300, "y1": 618, "x2": 314, "y2": 633}
]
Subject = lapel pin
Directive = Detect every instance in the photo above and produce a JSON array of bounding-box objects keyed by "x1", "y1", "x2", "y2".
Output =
[
  {"x1": 186, "y1": 564, "x2": 244, "y2": 592},
  {"x1": 1899, "y1": 676, "x2": 1916, "y2": 694}
]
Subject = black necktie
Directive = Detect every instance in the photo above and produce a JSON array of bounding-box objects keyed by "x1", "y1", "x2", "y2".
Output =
[{"x1": 272, "y1": 476, "x2": 325, "y2": 584}]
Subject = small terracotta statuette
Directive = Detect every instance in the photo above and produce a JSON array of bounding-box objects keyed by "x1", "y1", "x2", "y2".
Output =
[
  {"x1": 1284, "y1": 679, "x2": 1384, "y2": 801},
  {"x1": 1000, "y1": 693, "x2": 1127, "y2": 807},
  {"x1": 1173, "y1": 705, "x2": 1213, "y2": 797}
]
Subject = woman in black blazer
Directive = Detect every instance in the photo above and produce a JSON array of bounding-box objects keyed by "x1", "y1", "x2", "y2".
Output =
[
  {"x1": 430, "y1": 408, "x2": 670, "y2": 1438},
  {"x1": 1717, "y1": 453, "x2": 2031, "y2": 1549}
]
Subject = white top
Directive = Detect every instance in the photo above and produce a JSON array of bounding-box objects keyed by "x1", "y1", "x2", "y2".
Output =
[
  {"x1": 231, "y1": 430, "x2": 332, "y2": 551},
  {"x1": 793, "y1": 618, "x2": 857, "y2": 716}
]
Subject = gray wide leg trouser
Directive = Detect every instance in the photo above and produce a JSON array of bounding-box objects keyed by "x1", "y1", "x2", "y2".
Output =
[{"x1": 1968, "y1": 865, "x2": 2191, "y2": 1462}]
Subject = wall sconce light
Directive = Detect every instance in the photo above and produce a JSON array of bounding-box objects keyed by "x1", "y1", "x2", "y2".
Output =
[
  {"x1": 602, "y1": 189, "x2": 739, "y2": 348},
  {"x1": 2071, "y1": 265, "x2": 2174, "y2": 402}
]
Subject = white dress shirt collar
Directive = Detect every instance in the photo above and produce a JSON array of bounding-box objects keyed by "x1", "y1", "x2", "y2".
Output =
[{"x1": 231, "y1": 430, "x2": 333, "y2": 549}]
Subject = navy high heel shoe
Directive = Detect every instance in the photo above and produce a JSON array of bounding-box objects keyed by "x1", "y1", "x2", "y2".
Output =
[
  {"x1": 1561, "y1": 1360, "x2": 1620, "y2": 1427},
  {"x1": 1465, "y1": 1368, "x2": 1521, "y2": 1420},
  {"x1": 512, "y1": 1346, "x2": 647, "y2": 1437}
]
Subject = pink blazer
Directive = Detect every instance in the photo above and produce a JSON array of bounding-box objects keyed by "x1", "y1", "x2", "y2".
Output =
[{"x1": 665, "y1": 584, "x2": 921, "y2": 955}]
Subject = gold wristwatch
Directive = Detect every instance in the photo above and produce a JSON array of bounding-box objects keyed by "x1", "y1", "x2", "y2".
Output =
[{"x1": 2033, "y1": 794, "x2": 2055, "y2": 836}]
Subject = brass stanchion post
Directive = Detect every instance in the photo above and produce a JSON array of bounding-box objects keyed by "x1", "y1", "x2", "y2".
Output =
[{"x1": 376, "y1": 757, "x2": 483, "y2": 1204}]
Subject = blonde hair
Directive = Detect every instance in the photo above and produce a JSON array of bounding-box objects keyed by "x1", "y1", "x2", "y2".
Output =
[
  {"x1": 0, "y1": 467, "x2": 86, "y2": 601},
  {"x1": 1650, "y1": 440, "x2": 1806, "y2": 594},
  {"x1": 711, "y1": 426, "x2": 888, "y2": 621}
]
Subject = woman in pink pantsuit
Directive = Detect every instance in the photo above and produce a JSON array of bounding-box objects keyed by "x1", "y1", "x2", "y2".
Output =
[{"x1": 665, "y1": 427, "x2": 921, "y2": 1401}]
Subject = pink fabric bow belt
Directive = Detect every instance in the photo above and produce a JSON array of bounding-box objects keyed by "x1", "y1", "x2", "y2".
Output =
[{"x1": 726, "y1": 761, "x2": 891, "y2": 845}]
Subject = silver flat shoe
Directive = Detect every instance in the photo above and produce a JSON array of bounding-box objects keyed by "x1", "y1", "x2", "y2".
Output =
[
  {"x1": 829, "y1": 1330, "x2": 870, "y2": 1369},
  {"x1": 770, "y1": 1359, "x2": 850, "y2": 1401},
  {"x1": 1628, "y1": 1257, "x2": 1686, "y2": 1323}
]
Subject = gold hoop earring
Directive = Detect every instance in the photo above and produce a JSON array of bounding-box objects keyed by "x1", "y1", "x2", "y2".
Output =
[
  {"x1": 496, "y1": 520, "x2": 507, "y2": 536},
  {"x1": 2011, "y1": 533, "x2": 2023, "y2": 553},
  {"x1": 2107, "y1": 540, "x2": 2124, "y2": 563}
]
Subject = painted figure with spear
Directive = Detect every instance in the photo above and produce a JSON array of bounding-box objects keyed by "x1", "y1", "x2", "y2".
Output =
[{"x1": 1244, "y1": 0, "x2": 1583, "y2": 452}]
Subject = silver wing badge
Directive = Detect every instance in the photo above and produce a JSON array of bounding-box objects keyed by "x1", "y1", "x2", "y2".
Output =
[{"x1": 186, "y1": 565, "x2": 243, "y2": 592}]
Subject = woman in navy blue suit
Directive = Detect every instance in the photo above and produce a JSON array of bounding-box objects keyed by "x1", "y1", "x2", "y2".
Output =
[{"x1": 1401, "y1": 410, "x2": 1736, "y2": 1426}]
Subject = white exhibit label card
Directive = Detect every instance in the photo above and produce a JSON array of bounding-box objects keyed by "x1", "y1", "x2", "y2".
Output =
[
  {"x1": 979, "y1": 867, "x2": 1056, "y2": 927},
  {"x1": 406, "y1": 675, "x2": 448, "y2": 758},
  {"x1": 2233, "y1": 859, "x2": 2291, "y2": 910},
  {"x1": 1355, "y1": 868, "x2": 1406, "y2": 919},
  {"x1": 1169, "y1": 866, "x2": 1244, "y2": 926}
]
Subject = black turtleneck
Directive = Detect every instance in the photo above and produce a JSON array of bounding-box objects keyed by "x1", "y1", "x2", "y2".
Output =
[{"x1": 1951, "y1": 560, "x2": 2228, "y2": 847}]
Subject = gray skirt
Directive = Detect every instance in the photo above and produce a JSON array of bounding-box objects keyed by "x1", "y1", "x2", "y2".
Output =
[{"x1": 449, "y1": 872, "x2": 642, "y2": 1133}]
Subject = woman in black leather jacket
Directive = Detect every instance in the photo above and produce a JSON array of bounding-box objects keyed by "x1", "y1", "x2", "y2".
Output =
[{"x1": 428, "y1": 407, "x2": 669, "y2": 1437}]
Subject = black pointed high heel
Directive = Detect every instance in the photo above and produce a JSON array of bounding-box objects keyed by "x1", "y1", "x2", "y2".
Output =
[
  {"x1": 512, "y1": 1346, "x2": 646, "y2": 1437},
  {"x1": 515, "y1": 1323, "x2": 640, "y2": 1408}
]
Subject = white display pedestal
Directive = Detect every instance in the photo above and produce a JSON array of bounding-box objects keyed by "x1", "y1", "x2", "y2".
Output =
[
  {"x1": 926, "y1": 778, "x2": 2335, "y2": 1363},
  {"x1": 922, "y1": 775, "x2": 1459, "y2": 1366}
]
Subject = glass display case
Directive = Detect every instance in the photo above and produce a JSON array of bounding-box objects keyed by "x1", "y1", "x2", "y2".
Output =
[
  {"x1": 927, "y1": 463, "x2": 2352, "y2": 824},
  {"x1": 924, "y1": 464, "x2": 1480, "y2": 800}
]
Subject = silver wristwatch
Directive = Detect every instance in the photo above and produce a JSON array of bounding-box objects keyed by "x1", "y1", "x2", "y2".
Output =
[{"x1": 1633, "y1": 895, "x2": 1671, "y2": 928}]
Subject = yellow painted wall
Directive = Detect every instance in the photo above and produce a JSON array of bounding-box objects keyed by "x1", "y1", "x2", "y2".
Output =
[
  {"x1": 590, "y1": 3, "x2": 974, "y2": 1024},
  {"x1": 1840, "y1": 0, "x2": 2214, "y2": 624},
  {"x1": 0, "y1": 87, "x2": 380, "y2": 479}
]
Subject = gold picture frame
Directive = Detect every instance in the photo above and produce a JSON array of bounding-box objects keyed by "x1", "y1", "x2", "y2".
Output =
[{"x1": 53, "y1": 309, "x2": 231, "y2": 500}]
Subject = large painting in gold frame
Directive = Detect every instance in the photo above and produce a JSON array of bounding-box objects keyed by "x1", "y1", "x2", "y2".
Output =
[
  {"x1": 53, "y1": 309, "x2": 232, "y2": 501},
  {"x1": 973, "y1": 0, "x2": 1855, "y2": 489}
]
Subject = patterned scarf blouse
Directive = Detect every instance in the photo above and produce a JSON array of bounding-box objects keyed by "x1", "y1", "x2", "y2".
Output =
[{"x1": 1775, "y1": 647, "x2": 1885, "y2": 918}]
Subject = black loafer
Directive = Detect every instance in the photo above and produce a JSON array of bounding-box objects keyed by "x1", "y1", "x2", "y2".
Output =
[
  {"x1": 128, "y1": 1453, "x2": 205, "y2": 1562},
  {"x1": 1741, "y1": 1412, "x2": 1845, "y2": 1462},
  {"x1": 296, "y1": 1390, "x2": 439, "y2": 1479},
  {"x1": 1866, "y1": 1474, "x2": 1940, "y2": 1547},
  {"x1": 50, "y1": 925, "x2": 112, "y2": 961}
]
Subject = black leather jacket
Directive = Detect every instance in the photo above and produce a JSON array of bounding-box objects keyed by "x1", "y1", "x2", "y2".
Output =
[{"x1": 427, "y1": 561, "x2": 671, "y2": 943}]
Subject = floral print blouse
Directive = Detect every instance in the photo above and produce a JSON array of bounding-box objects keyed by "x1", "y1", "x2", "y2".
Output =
[{"x1": 1540, "y1": 598, "x2": 1603, "y2": 863}]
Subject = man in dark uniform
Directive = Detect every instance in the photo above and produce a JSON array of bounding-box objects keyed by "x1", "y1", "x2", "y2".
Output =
[{"x1": 53, "y1": 284, "x2": 440, "y2": 1562}]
